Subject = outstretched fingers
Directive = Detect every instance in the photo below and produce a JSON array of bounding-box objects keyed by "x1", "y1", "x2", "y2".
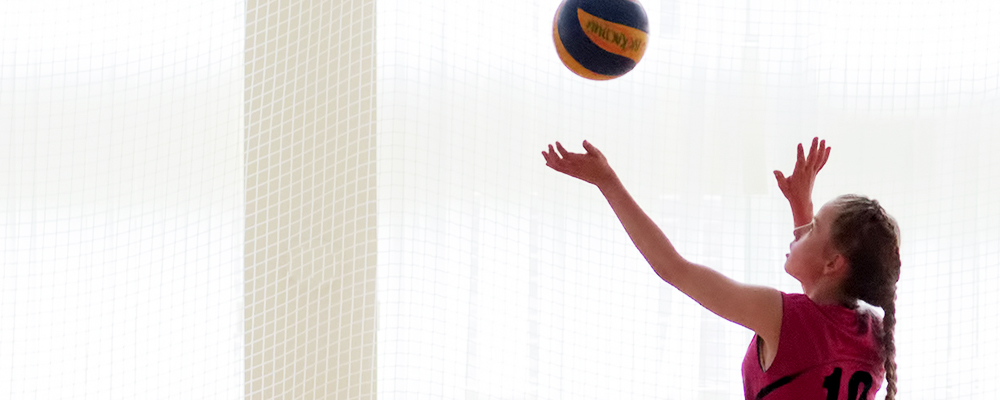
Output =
[
  {"x1": 800, "y1": 137, "x2": 831, "y2": 172},
  {"x1": 542, "y1": 144, "x2": 554, "y2": 161},
  {"x1": 818, "y1": 146, "x2": 832, "y2": 171},
  {"x1": 808, "y1": 138, "x2": 829, "y2": 171},
  {"x1": 556, "y1": 141, "x2": 573, "y2": 158},
  {"x1": 544, "y1": 142, "x2": 579, "y2": 174},
  {"x1": 807, "y1": 137, "x2": 819, "y2": 166},
  {"x1": 543, "y1": 144, "x2": 563, "y2": 168},
  {"x1": 796, "y1": 143, "x2": 806, "y2": 170}
]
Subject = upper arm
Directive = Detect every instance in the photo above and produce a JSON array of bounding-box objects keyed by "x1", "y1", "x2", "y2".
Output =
[{"x1": 657, "y1": 261, "x2": 783, "y2": 343}]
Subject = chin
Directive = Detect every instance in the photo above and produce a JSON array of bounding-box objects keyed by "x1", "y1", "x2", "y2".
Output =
[{"x1": 783, "y1": 262, "x2": 799, "y2": 280}]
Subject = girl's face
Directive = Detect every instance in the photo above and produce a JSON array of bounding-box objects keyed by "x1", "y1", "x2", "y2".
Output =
[{"x1": 784, "y1": 201, "x2": 843, "y2": 285}]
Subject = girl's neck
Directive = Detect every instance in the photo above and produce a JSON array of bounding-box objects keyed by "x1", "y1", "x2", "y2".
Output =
[{"x1": 803, "y1": 283, "x2": 852, "y2": 307}]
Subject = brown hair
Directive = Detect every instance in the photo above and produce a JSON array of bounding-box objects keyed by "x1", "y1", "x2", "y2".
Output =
[{"x1": 829, "y1": 194, "x2": 901, "y2": 400}]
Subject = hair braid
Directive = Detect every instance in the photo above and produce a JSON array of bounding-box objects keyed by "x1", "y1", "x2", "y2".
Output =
[
  {"x1": 830, "y1": 195, "x2": 901, "y2": 400},
  {"x1": 882, "y1": 296, "x2": 897, "y2": 400}
]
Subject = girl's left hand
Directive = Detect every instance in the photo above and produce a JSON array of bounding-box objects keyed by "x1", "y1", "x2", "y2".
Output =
[{"x1": 542, "y1": 140, "x2": 618, "y2": 188}]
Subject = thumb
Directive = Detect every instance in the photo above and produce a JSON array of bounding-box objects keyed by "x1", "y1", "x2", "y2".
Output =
[{"x1": 773, "y1": 170, "x2": 788, "y2": 190}]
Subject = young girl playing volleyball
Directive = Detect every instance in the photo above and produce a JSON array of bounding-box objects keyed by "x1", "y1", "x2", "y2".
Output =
[{"x1": 541, "y1": 138, "x2": 900, "y2": 400}]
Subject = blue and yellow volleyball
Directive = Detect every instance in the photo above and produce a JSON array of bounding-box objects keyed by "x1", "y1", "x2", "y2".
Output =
[{"x1": 553, "y1": 0, "x2": 649, "y2": 80}]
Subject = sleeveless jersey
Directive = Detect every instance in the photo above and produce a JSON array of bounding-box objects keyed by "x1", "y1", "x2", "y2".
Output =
[{"x1": 741, "y1": 293, "x2": 884, "y2": 400}]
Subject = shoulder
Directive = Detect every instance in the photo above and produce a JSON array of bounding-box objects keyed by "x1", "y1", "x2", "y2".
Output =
[
  {"x1": 780, "y1": 292, "x2": 817, "y2": 316},
  {"x1": 781, "y1": 292, "x2": 809, "y2": 304},
  {"x1": 776, "y1": 293, "x2": 827, "y2": 343}
]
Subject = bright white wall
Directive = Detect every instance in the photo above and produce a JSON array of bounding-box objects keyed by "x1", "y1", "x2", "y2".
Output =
[
  {"x1": 3, "y1": 0, "x2": 997, "y2": 399},
  {"x1": 1, "y1": 0, "x2": 245, "y2": 399},
  {"x1": 377, "y1": 0, "x2": 1000, "y2": 399}
]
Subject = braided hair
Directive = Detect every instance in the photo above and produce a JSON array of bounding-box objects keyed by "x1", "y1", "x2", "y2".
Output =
[{"x1": 829, "y1": 194, "x2": 901, "y2": 400}]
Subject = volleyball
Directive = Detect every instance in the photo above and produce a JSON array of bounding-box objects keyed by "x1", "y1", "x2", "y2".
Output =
[{"x1": 552, "y1": 0, "x2": 649, "y2": 80}]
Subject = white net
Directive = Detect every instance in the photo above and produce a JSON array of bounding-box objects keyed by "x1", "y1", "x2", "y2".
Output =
[
  {"x1": 376, "y1": 0, "x2": 1000, "y2": 399},
  {"x1": 244, "y1": 0, "x2": 377, "y2": 398},
  {"x1": 3, "y1": 0, "x2": 999, "y2": 399},
  {"x1": 1, "y1": 0, "x2": 245, "y2": 399}
]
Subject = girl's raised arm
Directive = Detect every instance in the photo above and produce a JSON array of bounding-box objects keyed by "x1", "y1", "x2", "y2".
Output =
[
  {"x1": 773, "y1": 137, "x2": 831, "y2": 238},
  {"x1": 542, "y1": 141, "x2": 782, "y2": 344}
]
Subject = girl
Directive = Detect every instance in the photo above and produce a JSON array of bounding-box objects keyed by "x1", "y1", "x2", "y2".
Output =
[{"x1": 541, "y1": 138, "x2": 900, "y2": 400}]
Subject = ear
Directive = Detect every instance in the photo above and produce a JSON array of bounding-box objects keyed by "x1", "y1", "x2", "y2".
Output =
[{"x1": 823, "y1": 253, "x2": 850, "y2": 278}]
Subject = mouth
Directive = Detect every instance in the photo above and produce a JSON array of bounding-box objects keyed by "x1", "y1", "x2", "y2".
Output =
[{"x1": 785, "y1": 253, "x2": 789, "y2": 258}]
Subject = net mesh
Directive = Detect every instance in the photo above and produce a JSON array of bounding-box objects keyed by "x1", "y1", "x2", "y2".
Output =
[
  {"x1": 376, "y1": 0, "x2": 1000, "y2": 399},
  {"x1": 1, "y1": 0, "x2": 245, "y2": 399},
  {"x1": 2, "y1": 0, "x2": 998, "y2": 399},
  {"x1": 244, "y1": 0, "x2": 377, "y2": 398}
]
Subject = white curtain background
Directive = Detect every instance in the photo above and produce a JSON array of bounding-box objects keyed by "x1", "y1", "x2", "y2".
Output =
[
  {"x1": 3, "y1": 0, "x2": 999, "y2": 399},
  {"x1": 1, "y1": 0, "x2": 245, "y2": 399},
  {"x1": 377, "y1": 0, "x2": 999, "y2": 399}
]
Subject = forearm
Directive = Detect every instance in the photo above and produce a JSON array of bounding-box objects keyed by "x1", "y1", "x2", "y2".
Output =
[
  {"x1": 593, "y1": 177, "x2": 783, "y2": 338},
  {"x1": 597, "y1": 178, "x2": 686, "y2": 282},
  {"x1": 788, "y1": 199, "x2": 814, "y2": 241},
  {"x1": 789, "y1": 201, "x2": 813, "y2": 228}
]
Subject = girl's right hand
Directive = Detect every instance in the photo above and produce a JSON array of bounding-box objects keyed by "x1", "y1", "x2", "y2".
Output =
[{"x1": 773, "y1": 137, "x2": 831, "y2": 214}]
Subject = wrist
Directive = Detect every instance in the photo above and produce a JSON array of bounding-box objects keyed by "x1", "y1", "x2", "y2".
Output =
[
  {"x1": 789, "y1": 201, "x2": 813, "y2": 226},
  {"x1": 788, "y1": 197, "x2": 812, "y2": 208},
  {"x1": 595, "y1": 174, "x2": 624, "y2": 193}
]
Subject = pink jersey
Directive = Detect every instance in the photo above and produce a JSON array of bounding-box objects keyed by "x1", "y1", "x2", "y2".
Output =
[{"x1": 741, "y1": 293, "x2": 884, "y2": 400}]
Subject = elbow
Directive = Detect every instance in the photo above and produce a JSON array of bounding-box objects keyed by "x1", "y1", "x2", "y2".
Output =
[{"x1": 649, "y1": 256, "x2": 690, "y2": 285}]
